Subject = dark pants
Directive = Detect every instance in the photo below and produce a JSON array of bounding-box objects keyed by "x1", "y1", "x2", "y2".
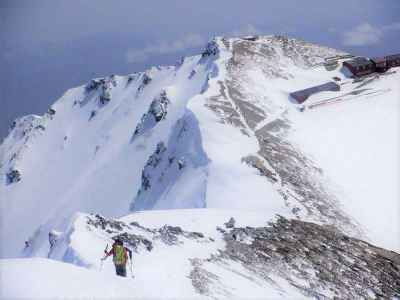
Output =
[{"x1": 115, "y1": 264, "x2": 127, "y2": 277}]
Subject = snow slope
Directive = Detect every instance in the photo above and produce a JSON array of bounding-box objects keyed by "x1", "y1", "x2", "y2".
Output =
[
  {"x1": 3, "y1": 210, "x2": 307, "y2": 300},
  {"x1": 3, "y1": 210, "x2": 398, "y2": 300},
  {"x1": 290, "y1": 70, "x2": 400, "y2": 252},
  {"x1": 1, "y1": 35, "x2": 399, "y2": 299}
]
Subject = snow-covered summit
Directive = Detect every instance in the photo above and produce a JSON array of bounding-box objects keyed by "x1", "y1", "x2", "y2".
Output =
[{"x1": 1, "y1": 35, "x2": 399, "y2": 299}]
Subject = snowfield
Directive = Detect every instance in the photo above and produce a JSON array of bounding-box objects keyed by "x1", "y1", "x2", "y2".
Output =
[
  {"x1": 1, "y1": 35, "x2": 399, "y2": 299},
  {"x1": 290, "y1": 70, "x2": 400, "y2": 252},
  {"x1": 1, "y1": 210, "x2": 308, "y2": 300}
]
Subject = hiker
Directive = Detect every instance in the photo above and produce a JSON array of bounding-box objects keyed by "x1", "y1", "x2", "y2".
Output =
[{"x1": 102, "y1": 239, "x2": 132, "y2": 277}]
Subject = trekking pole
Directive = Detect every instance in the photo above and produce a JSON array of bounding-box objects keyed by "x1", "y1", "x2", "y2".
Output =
[
  {"x1": 100, "y1": 244, "x2": 108, "y2": 271},
  {"x1": 130, "y1": 259, "x2": 134, "y2": 278},
  {"x1": 127, "y1": 248, "x2": 134, "y2": 278}
]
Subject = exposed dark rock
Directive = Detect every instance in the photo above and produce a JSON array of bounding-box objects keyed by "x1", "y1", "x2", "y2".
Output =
[
  {"x1": 47, "y1": 108, "x2": 56, "y2": 116},
  {"x1": 87, "y1": 214, "x2": 127, "y2": 232},
  {"x1": 150, "y1": 90, "x2": 170, "y2": 122},
  {"x1": 216, "y1": 226, "x2": 226, "y2": 234},
  {"x1": 141, "y1": 173, "x2": 151, "y2": 191},
  {"x1": 242, "y1": 155, "x2": 278, "y2": 183},
  {"x1": 35, "y1": 125, "x2": 46, "y2": 131},
  {"x1": 213, "y1": 216, "x2": 400, "y2": 299},
  {"x1": 155, "y1": 225, "x2": 205, "y2": 246},
  {"x1": 136, "y1": 142, "x2": 167, "y2": 193},
  {"x1": 10, "y1": 120, "x2": 17, "y2": 130},
  {"x1": 177, "y1": 158, "x2": 185, "y2": 170},
  {"x1": 86, "y1": 215, "x2": 207, "y2": 255},
  {"x1": 137, "y1": 73, "x2": 152, "y2": 93},
  {"x1": 127, "y1": 74, "x2": 140, "y2": 85},
  {"x1": 132, "y1": 91, "x2": 170, "y2": 139},
  {"x1": 189, "y1": 70, "x2": 196, "y2": 79},
  {"x1": 242, "y1": 36, "x2": 258, "y2": 42},
  {"x1": 85, "y1": 79, "x2": 104, "y2": 92},
  {"x1": 224, "y1": 217, "x2": 236, "y2": 229},
  {"x1": 189, "y1": 258, "x2": 222, "y2": 297},
  {"x1": 202, "y1": 40, "x2": 219, "y2": 57},
  {"x1": 84, "y1": 78, "x2": 111, "y2": 105},
  {"x1": 256, "y1": 126, "x2": 358, "y2": 234},
  {"x1": 6, "y1": 169, "x2": 21, "y2": 184},
  {"x1": 187, "y1": 232, "x2": 205, "y2": 239},
  {"x1": 129, "y1": 221, "x2": 157, "y2": 234},
  {"x1": 89, "y1": 110, "x2": 97, "y2": 121},
  {"x1": 157, "y1": 225, "x2": 182, "y2": 245},
  {"x1": 205, "y1": 81, "x2": 247, "y2": 130},
  {"x1": 99, "y1": 86, "x2": 111, "y2": 104},
  {"x1": 112, "y1": 232, "x2": 153, "y2": 252}
]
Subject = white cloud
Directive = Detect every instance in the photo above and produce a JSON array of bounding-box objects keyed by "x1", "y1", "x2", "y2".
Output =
[
  {"x1": 342, "y1": 23, "x2": 382, "y2": 46},
  {"x1": 125, "y1": 33, "x2": 205, "y2": 63},
  {"x1": 342, "y1": 22, "x2": 400, "y2": 46}
]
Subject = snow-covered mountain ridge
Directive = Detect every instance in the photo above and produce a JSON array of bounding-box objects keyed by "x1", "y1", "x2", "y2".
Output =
[{"x1": 1, "y1": 35, "x2": 399, "y2": 299}]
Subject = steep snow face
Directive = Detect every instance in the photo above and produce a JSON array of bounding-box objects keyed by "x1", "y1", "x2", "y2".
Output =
[
  {"x1": 132, "y1": 111, "x2": 209, "y2": 210},
  {"x1": 0, "y1": 57, "x2": 211, "y2": 257},
  {"x1": 1, "y1": 35, "x2": 399, "y2": 261}
]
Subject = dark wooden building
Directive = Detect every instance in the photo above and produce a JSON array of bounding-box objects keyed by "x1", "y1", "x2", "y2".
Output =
[
  {"x1": 386, "y1": 54, "x2": 400, "y2": 68},
  {"x1": 290, "y1": 82, "x2": 340, "y2": 104},
  {"x1": 370, "y1": 57, "x2": 388, "y2": 73},
  {"x1": 343, "y1": 57, "x2": 375, "y2": 77}
]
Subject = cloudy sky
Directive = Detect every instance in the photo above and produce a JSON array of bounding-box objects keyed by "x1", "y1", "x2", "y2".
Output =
[{"x1": 1, "y1": 0, "x2": 399, "y2": 140}]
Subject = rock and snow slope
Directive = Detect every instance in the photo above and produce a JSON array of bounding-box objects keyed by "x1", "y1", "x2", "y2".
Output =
[
  {"x1": 2, "y1": 211, "x2": 400, "y2": 299},
  {"x1": 1, "y1": 35, "x2": 399, "y2": 299}
]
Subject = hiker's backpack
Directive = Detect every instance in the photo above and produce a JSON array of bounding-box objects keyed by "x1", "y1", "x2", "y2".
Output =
[{"x1": 113, "y1": 244, "x2": 126, "y2": 266}]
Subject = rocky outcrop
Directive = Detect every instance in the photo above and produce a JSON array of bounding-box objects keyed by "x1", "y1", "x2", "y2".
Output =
[
  {"x1": 132, "y1": 90, "x2": 170, "y2": 140},
  {"x1": 6, "y1": 169, "x2": 21, "y2": 184},
  {"x1": 138, "y1": 141, "x2": 166, "y2": 193},
  {"x1": 86, "y1": 214, "x2": 129, "y2": 232},
  {"x1": 99, "y1": 86, "x2": 111, "y2": 104},
  {"x1": 85, "y1": 214, "x2": 208, "y2": 253},
  {"x1": 85, "y1": 79, "x2": 105, "y2": 92},
  {"x1": 224, "y1": 217, "x2": 235, "y2": 229},
  {"x1": 47, "y1": 108, "x2": 56, "y2": 117},
  {"x1": 84, "y1": 77, "x2": 112, "y2": 105},
  {"x1": 137, "y1": 73, "x2": 152, "y2": 93},
  {"x1": 156, "y1": 225, "x2": 204, "y2": 246},
  {"x1": 201, "y1": 39, "x2": 219, "y2": 57},
  {"x1": 112, "y1": 232, "x2": 153, "y2": 252},
  {"x1": 1, "y1": 115, "x2": 46, "y2": 185},
  {"x1": 241, "y1": 155, "x2": 278, "y2": 183},
  {"x1": 194, "y1": 216, "x2": 400, "y2": 299}
]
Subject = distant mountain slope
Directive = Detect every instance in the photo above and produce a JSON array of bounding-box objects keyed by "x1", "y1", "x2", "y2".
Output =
[{"x1": 1, "y1": 34, "x2": 399, "y2": 266}]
